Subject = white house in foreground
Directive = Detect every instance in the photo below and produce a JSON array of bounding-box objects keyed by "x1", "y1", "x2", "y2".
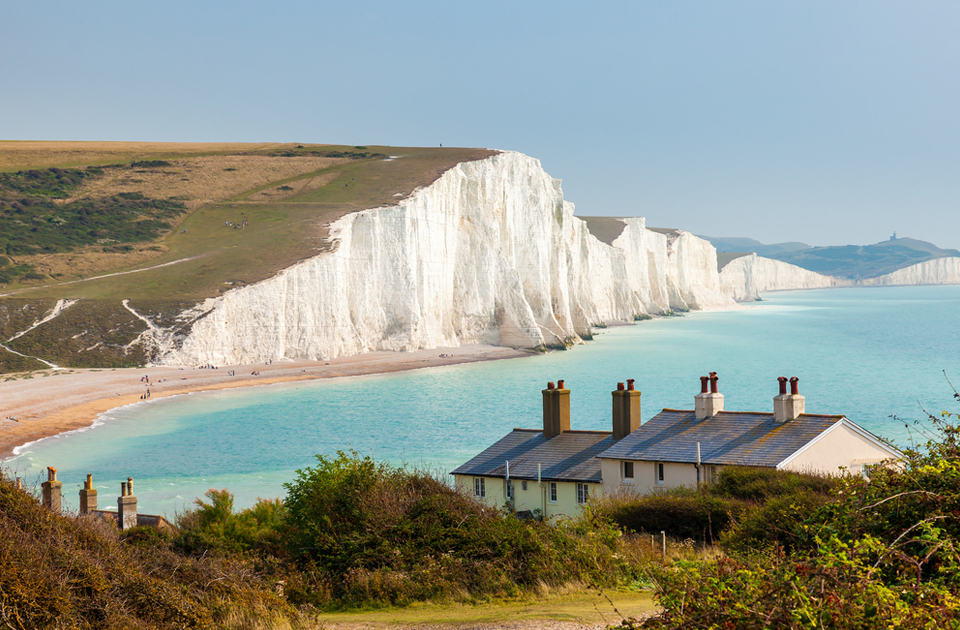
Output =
[{"x1": 453, "y1": 374, "x2": 902, "y2": 517}]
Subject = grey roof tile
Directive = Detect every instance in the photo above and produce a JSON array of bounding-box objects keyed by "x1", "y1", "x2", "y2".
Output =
[
  {"x1": 451, "y1": 429, "x2": 614, "y2": 483},
  {"x1": 598, "y1": 409, "x2": 845, "y2": 468}
]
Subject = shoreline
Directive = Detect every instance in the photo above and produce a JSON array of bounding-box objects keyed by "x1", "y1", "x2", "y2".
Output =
[{"x1": 0, "y1": 344, "x2": 530, "y2": 460}]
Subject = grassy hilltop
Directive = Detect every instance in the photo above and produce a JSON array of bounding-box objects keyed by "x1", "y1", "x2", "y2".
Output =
[{"x1": 0, "y1": 141, "x2": 495, "y2": 372}]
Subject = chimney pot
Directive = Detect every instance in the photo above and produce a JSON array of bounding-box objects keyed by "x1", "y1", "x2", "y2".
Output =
[
  {"x1": 41, "y1": 467, "x2": 62, "y2": 512},
  {"x1": 542, "y1": 382, "x2": 570, "y2": 437},
  {"x1": 696, "y1": 373, "x2": 724, "y2": 419},
  {"x1": 612, "y1": 378, "x2": 641, "y2": 440},
  {"x1": 79, "y1": 474, "x2": 97, "y2": 514},
  {"x1": 778, "y1": 376, "x2": 788, "y2": 395},
  {"x1": 557, "y1": 379, "x2": 565, "y2": 390},
  {"x1": 790, "y1": 377, "x2": 799, "y2": 395},
  {"x1": 118, "y1": 477, "x2": 138, "y2": 530}
]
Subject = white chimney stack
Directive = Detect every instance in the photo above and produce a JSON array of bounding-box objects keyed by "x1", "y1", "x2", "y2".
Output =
[
  {"x1": 695, "y1": 372, "x2": 724, "y2": 419},
  {"x1": 774, "y1": 377, "x2": 805, "y2": 423}
]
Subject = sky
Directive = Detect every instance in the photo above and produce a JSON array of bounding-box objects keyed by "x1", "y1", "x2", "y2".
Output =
[{"x1": 2, "y1": 1, "x2": 959, "y2": 248}]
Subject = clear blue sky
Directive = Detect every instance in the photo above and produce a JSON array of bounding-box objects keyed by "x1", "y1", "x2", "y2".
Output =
[{"x1": 3, "y1": 1, "x2": 959, "y2": 248}]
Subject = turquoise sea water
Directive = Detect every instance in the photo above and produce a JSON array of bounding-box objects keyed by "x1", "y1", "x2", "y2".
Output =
[{"x1": 5, "y1": 285, "x2": 960, "y2": 516}]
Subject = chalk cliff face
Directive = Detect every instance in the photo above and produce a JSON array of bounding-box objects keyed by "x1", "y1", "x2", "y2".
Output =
[
  {"x1": 719, "y1": 254, "x2": 847, "y2": 301},
  {"x1": 861, "y1": 257, "x2": 960, "y2": 286},
  {"x1": 163, "y1": 152, "x2": 735, "y2": 366}
]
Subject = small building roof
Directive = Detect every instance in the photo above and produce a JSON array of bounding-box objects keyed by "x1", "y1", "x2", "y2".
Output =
[
  {"x1": 451, "y1": 429, "x2": 615, "y2": 483},
  {"x1": 598, "y1": 409, "x2": 853, "y2": 468}
]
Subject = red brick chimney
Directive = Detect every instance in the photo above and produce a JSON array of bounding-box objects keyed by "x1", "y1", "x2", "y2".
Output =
[
  {"x1": 612, "y1": 379, "x2": 641, "y2": 440},
  {"x1": 542, "y1": 380, "x2": 571, "y2": 438}
]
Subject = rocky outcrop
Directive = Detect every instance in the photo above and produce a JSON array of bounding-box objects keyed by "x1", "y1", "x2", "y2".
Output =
[
  {"x1": 861, "y1": 257, "x2": 960, "y2": 286},
  {"x1": 719, "y1": 254, "x2": 848, "y2": 301},
  {"x1": 162, "y1": 152, "x2": 735, "y2": 365}
]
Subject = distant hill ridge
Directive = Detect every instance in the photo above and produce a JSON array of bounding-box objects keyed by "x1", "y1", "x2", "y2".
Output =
[{"x1": 699, "y1": 234, "x2": 960, "y2": 279}]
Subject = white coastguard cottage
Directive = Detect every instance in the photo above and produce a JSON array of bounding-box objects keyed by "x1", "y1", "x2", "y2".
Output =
[
  {"x1": 453, "y1": 373, "x2": 902, "y2": 518},
  {"x1": 451, "y1": 379, "x2": 641, "y2": 519},
  {"x1": 598, "y1": 373, "x2": 903, "y2": 497}
]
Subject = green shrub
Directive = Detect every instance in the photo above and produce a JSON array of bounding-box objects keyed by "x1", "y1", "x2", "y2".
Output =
[
  {"x1": 175, "y1": 489, "x2": 285, "y2": 557},
  {"x1": 278, "y1": 451, "x2": 631, "y2": 606},
  {"x1": 0, "y1": 475, "x2": 293, "y2": 629},
  {"x1": 635, "y1": 393, "x2": 960, "y2": 629},
  {"x1": 593, "y1": 490, "x2": 749, "y2": 542},
  {"x1": 711, "y1": 465, "x2": 836, "y2": 501}
]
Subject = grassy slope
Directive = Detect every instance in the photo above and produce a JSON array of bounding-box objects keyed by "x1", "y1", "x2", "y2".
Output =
[
  {"x1": 314, "y1": 590, "x2": 655, "y2": 627},
  {"x1": 0, "y1": 142, "x2": 495, "y2": 370},
  {"x1": 4, "y1": 144, "x2": 495, "y2": 301}
]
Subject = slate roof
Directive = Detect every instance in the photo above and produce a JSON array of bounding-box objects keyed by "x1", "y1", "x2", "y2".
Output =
[
  {"x1": 451, "y1": 429, "x2": 615, "y2": 483},
  {"x1": 598, "y1": 409, "x2": 846, "y2": 468}
]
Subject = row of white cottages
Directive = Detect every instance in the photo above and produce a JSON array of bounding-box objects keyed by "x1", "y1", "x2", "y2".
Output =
[{"x1": 451, "y1": 374, "x2": 902, "y2": 519}]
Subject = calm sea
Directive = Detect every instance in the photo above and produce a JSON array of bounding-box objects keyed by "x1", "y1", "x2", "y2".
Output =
[{"x1": 6, "y1": 285, "x2": 960, "y2": 516}]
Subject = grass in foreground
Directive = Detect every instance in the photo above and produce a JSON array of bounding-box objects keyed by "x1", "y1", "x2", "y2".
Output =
[{"x1": 312, "y1": 589, "x2": 655, "y2": 628}]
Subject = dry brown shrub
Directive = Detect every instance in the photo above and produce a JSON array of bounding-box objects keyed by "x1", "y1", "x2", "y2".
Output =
[
  {"x1": 69, "y1": 155, "x2": 349, "y2": 209},
  {"x1": 0, "y1": 141, "x2": 285, "y2": 172}
]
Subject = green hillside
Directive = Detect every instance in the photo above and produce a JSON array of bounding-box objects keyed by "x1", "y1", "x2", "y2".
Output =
[
  {"x1": 0, "y1": 141, "x2": 494, "y2": 372},
  {"x1": 698, "y1": 235, "x2": 810, "y2": 257},
  {"x1": 769, "y1": 237, "x2": 960, "y2": 279},
  {"x1": 701, "y1": 234, "x2": 960, "y2": 279}
]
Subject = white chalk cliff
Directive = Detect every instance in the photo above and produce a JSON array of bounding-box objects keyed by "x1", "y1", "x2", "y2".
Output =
[
  {"x1": 719, "y1": 254, "x2": 848, "y2": 301},
  {"x1": 861, "y1": 257, "x2": 960, "y2": 286},
  {"x1": 161, "y1": 152, "x2": 736, "y2": 366}
]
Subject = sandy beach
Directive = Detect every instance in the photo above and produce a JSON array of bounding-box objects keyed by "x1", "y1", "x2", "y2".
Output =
[{"x1": 0, "y1": 345, "x2": 529, "y2": 459}]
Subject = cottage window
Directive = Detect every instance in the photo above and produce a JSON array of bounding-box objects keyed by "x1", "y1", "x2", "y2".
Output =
[
  {"x1": 474, "y1": 477, "x2": 485, "y2": 497},
  {"x1": 521, "y1": 480, "x2": 527, "y2": 491},
  {"x1": 656, "y1": 462, "x2": 665, "y2": 485},
  {"x1": 549, "y1": 482, "x2": 558, "y2": 503},
  {"x1": 622, "y1": 461, "x2": 634, "y2": 483},
  {"x1": 577, "y1": 483, "x2": 589, "y2": 505},
  {"x1": 506, "y1": 481, "x2": 513, "y2": 499}
]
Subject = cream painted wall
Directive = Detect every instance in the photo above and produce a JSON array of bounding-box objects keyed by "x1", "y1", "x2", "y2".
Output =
[
  {"x1": 600, "y1": 459, "x2": 702, "y2": 496},
  {"x1": 453, "y1": 475, "x2": 598, "y2": 520},
  {"x1": 780, "y1": 422, "x2": 898, "y2": 475}
]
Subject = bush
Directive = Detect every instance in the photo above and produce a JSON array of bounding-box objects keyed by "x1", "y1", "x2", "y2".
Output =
[
  {"x1": 634, "y1": 389, "x2": 960, "y2": 629},
  {"x1": 0, "y1": 475, "x2": 293, "y2": 629},
  {"x1": 280, "y1": 451, "x2": 631, "y2": 606},
  {"x1": 594, "y1": 490, "x2": 748, "y2": 543},
  {"x1": 177, "y1": 452, "x2": 637, "y2": 608},
  {"x1": 175, "y1": 489, "x2": 285, "y2": 556}
]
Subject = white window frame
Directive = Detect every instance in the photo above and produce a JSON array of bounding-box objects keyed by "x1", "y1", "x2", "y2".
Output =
[
  {"x1": 577, "y1": 482, "x2": 589, "y2": 505},
  {"x1": 656, "y1": 462, "x2": 665, "y2": 485},
  {"x1": 549, "y1": 481, "x2": 558, "y2": 503},
  {"x1": 474, "y1": 477, "x2": 485, "y2": 497},
  {"x1": 622, "y1": 460, "x2": 635, "y2": 484}
]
